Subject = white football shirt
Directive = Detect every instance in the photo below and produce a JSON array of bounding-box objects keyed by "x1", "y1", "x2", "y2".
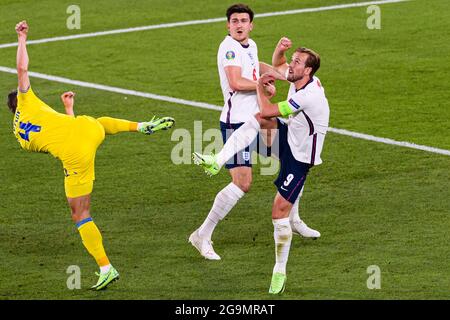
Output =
[
  {"x1": 217, "y1": 35, "x2": 259, "y2": 124},
  {"x1": 282, "y1": 76, "x2": 330, "y2": 165}
]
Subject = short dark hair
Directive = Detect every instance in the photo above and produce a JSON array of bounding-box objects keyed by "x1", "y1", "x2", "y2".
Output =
[
  {"x1": 296, "y1": 47, "x2": 321, "y2": 76},
  {"x1": 7, "y1": 90, "x2": 18, "y2": 114},
  {"x1": 226, "y1": 3, "x2": 254, "y2": 22}
]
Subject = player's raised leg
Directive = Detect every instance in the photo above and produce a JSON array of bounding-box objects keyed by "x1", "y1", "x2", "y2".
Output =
[
  {"x1": 97, "y1": 116, "x2": 175, "y2": 135},
  {"x1": 193, "y1": 115, "x2": 260, "y2": 176},
  {"x1": 59, "y1": 92, "x2": 174, "y2": 135},
  {"x1": 67, "y1": 193, "x2": 119, "y2": 290}
]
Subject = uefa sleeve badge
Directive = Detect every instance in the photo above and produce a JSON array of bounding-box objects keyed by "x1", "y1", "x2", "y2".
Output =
[{"x1": 225, "y1": 50, "x2": 236, "y2": 60}]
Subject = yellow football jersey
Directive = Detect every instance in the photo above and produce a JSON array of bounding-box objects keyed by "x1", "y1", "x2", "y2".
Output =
[{"x1": 13, "y1": 87, "x2": 75, "y2": 159}]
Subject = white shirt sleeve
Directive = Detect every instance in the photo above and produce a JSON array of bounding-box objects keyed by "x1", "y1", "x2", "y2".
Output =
[
  {"x1": 219, "y1": 43, "x2": 242, "y2": 68},
  {"x1": 287, "y1": 90, "x2": 314, "y2": 114}
]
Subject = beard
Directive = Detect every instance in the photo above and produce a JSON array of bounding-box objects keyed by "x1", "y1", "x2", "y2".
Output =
[{"x1": 287, "y1": 73, "x2": 303, "y2": 83}]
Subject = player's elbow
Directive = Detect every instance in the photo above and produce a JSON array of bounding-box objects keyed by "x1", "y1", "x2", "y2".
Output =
[
  {"x1": 229, "y1": 81, "x2": 241, "y2": 92},
  {"x1": 229, "y1": 77, "x2": 249, "y2": 91},
  {"x1": 260, "y1": 109, "x2": 271, "y2": 119},
  {"x1": 270, "y1": 63, "x2": 282, "y2": 73},
  {"x1": 260, "y1": 106, "x2": 275, "y2": 119},
  {"x1": 271, "y1": 56, "x2": 281, "y2": 67},
  {"x1": 17, "y1": 65, "x2": 28, "y2": 74}
]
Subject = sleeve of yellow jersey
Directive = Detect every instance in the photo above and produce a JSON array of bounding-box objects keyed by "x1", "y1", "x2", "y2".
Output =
[{"x1": 17, "y1": 86, "x2": 44, "y2": 110}]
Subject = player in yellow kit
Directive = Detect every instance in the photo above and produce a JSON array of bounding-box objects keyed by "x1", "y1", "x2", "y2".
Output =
[{"x1": 7, "y1": 21, "x2": 175, "y2": 290}]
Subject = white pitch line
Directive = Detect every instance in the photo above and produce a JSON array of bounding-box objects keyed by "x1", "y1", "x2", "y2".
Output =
[
  {"x1": 0, "y1": 65, "x2": 448, "y2": 157},
  {"x1": 0, "y1": 0, "x2": 409, "y2": 49},
  {"x1": 0, "y1": 66, "x2": 221, "y2": 112},
  {"x1": 328, "y1": 128, "x2": 450, "y2": 156}
]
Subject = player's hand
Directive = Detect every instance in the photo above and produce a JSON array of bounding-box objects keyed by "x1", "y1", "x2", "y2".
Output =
[
  {"x1": 276, "y1": 37, "x2": 292, "y2": 52},
  {"x1": 15, "y1": 21, "x2": 29, "y2": 38},
  {"x1": 258, "y1": 74, "x2": 276, "y2": 98},
  {"x1": 263, "y1": 82, "x2": 276, "y2": 98},
  {"x1": 259, "y1": 73, "x2": 276, "y2": 86},
  {"x1": 61, "y1": 91, "x2": 75, "y2": 109}
]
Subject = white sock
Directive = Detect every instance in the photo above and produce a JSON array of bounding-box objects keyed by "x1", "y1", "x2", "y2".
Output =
[
  {"x1": 289, "y1": 188, "x2": 304, "y2": 223},
  {"x1": 198, "y1": 183, "x2": 245, "y2": 239},
  {"x1": 100, "y1": 264, "x2": 111, "y2": 274},
  {"x1": 289, "y1": 196, "x2": 301, "y2": 224},
  {"x1": 216, "y1": 116, "x2": 260, "y2": 168},
  {"x1": 272, "y1": 218, "x2": 292, "y2": 275},
  {"x1": 137, "y1": 122, "x2": 146, "y2": 131}
]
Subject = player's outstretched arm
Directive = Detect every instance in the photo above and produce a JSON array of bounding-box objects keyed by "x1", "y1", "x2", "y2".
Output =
[
  {"x1": 15, "y1": 21, "x2": 30, "y2": 92},
  {"x1": 61, "y1": 92, "x2": 75, "y2": 116},
  {"x1": 259, "y1": 62, "x2": 286, "y2": 81},
  {"x1": 272, "y1": 37, "x2": 292, "y2": 76}
]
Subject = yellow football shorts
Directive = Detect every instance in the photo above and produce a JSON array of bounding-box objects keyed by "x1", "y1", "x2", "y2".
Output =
[{"x1": 61, "y1": 116, "x2": 105, "y2": 198}]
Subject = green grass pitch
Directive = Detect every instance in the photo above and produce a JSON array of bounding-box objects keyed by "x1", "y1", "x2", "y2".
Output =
[{"x1": 0, "y1": 0, "x2": 449, "y2": 299}]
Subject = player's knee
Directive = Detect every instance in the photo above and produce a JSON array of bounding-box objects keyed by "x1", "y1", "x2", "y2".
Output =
[
  {"x1": 240, "y1": 181, "x2": 252, "y2": 193},
  {"x1": 272, "y1": 197, "x2": 291, "y2": 219},
  {"x1": 67, "y1": 195, "x2": 91, "y2": 222},
  {"x1": 234, "y1": 178, "x2": 252, "y2": 193},
  {"x1": 70, "y1": 205, "x2": 90, "y2": 221},
  {"x1": 231, "y1": 168, "x2": 252, "y2": 193},
  {"x1": 70, "y1": 210, "x2": 90, "y2": 223}
]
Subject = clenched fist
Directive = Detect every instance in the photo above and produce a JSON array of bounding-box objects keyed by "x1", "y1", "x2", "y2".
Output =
[
  {"x1": 276, "y1": 37, "x2": 292, "y2": 53},
  {"x1": 15, "y1": 21, "x2": 29, "y2": 38},
  {"x1": 61, "y1": 91, "x2": 75, "y2": 110}
]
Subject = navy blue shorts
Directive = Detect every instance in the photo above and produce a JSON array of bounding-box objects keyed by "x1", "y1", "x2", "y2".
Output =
[
  {"x1": 273, "y1": 119, "x2": 311, "y2": 204},
  {"x1": 220, "y1": 121, "x2": 270, "y2": 169}
]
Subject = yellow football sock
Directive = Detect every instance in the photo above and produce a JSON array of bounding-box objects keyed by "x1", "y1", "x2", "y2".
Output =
[
  {"x1": 77, "y1": 218, "x2": 110, "y2": 267},
  {"x1": 97, "y1": 116, "x2": 138, "y2": 134}
]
